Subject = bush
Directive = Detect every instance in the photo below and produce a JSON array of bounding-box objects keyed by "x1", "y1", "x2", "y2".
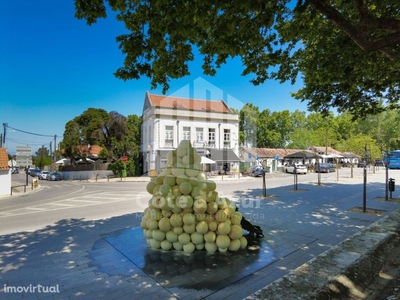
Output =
[{"x1": 109, "y1": 158, "x2": 141, "y2": 177}]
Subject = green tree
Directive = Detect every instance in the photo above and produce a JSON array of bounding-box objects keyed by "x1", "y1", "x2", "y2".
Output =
[
  {"x1": 33, "y1": 146, "x2": 52, "y2": 169},
  {"x1": 75, "y1": 108, "x2": 110, "y2": 147},
  {"x1": 256, "y1": 110, "x2": 292, "y2": 148},
  {"x1": 239, "y1": 103, "x2": 259, "y2": 147},
  {"x1": 287, "y1": 110, "x2": 313, "y2": 149},
  {"x1": 74, "y1": 0, "x2": 400, "y2": 118},
  {"x1": 61, "y1": 120, "x2": 81, "y2": 164}
]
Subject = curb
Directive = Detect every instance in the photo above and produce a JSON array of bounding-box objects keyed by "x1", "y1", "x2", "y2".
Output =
[{"x1": 246, "y1": 209, "x2": 400, "y2": 299}]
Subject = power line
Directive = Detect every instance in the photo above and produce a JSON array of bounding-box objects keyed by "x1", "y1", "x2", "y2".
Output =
[
  {"x1": 6, "y1": 138, "x2": 51, "y2": 146},
  {"x1": 4, "y1": 123, "x2": 57, "y2": 138}
]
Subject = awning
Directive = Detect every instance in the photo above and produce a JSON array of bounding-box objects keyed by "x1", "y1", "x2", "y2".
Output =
[
  {"x1": 208, "y1": 149, "x2": 240, "y2": 162},
  {"x1": 200, "y1": 156, "x2": 216, "y2": 164},
  {"x1": 56, "y1": 158, "x2": 70, "y2": 164},
  {"x1": 284, "y1": 151, "x2": 322, "y2": 159},
  {"x1": 319, "y1": 154, "x2": 343, "y2": 159}
]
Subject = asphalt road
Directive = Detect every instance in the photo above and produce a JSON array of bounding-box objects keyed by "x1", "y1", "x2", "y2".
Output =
[{"x1": 2, "y1": 166, "x2": 392, "y2": 236}]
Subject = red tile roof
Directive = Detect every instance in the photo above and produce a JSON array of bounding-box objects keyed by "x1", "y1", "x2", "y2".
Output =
[
  {"x1": 0, "y1": 148, "x2": 10, "y2": 170},
  {"x1": 76, "y1": 145, "x2": 103, "y2": 157},
  {"x1": 241, "y1": 147, "x2": 306, "y2": 159},
  {"x1": 241, "y1": 147, "x2": 345, "y2": 158},
  {"x1": 309, "y1": 146, "x2": 343, "y2": 155},
  {"x1": 147, "y1": 93, "x2": 234, "y2": 114}
]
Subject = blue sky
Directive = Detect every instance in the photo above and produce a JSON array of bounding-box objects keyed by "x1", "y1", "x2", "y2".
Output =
[{"x1": 1, "y1": 1, "x2": 308, "y2": 155}]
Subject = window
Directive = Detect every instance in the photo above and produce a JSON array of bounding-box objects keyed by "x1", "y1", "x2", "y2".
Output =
[
  {"x1": 208, "y1": 128, "x2": 215, "y2": 147},
  {"x1": 224, "y1": 129, "x2": 230, "y2": 148},
  {"x1": 165, "y1": 125, "x2": 174, "y2": 147},
  {"x1": 196, "y1": 128, "x2": 203, "y2": 142},
  {"x1": 183, "y1": 127, "x2": 191, "y2": 140}
]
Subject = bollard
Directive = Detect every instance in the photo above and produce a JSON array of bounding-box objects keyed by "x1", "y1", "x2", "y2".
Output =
[
  {"x1": 389, "y1": 178, "x2": 395, "y2": 199},
  {"x1": 262, "y1": 171, "x2": 266, "y2": 197}
]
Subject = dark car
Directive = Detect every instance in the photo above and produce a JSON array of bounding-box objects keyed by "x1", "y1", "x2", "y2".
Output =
[
  {"x1": 374, "y1": 159, "x2": 384, "y2": 167},
  {"x1": 315, "y1": 163, "x2": 336, "y2": 173},
  {"x1": 46, "y1": 172, "x2": 62, "y2": 181},
  {"x1": 30, "y1": 169, "x2": 42, "y2": 177},
  {"x1": 11, "y1": 168, "x2": 20, "y2": 174},
  {"x1": 357, "y1": 161, "x2": 368, "y2": 168}
]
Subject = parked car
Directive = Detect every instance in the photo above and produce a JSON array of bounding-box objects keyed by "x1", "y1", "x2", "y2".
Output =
[
  {"x1": 284, "y1": 164, "x2": 307, "y2": 174},
  {"x1": 357, "y1": 161, "x2": 368, "y2": 168},
  {"x1": 30, "y1": 169, "x2": 42, "y2": 177},
  {"x1": 250, "y1": 167, "x2": 265, "y2": 177},
  {"x1": 340, "y1": 162, "x2": 351, "y2": 168},
  {"x1": 315, "y1": 163, "x2": 336, "y2": 173},
  {"x1": 374, "y1": 159, "x2": 384, "y2": 167},
  {"x1": 39, "y1": 171, "x2": 50, "y2": 180},
  {"x1": 46, "y1": 172, "x2": 62, "y2": 181},
  {"x1": 11, "y1": 168, "x2": 20, "y2": 174}
]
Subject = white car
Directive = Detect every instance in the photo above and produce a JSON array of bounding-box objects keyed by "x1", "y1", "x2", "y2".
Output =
[
  {"x1": 284, "y1": 164, "x2": 307, "y2": 174},
  {"x1": 40, "y1": 171, "x2": 50, "y2": 180}
]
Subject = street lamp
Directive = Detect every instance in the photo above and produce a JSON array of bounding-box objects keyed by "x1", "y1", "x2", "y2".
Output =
[
  {"x1": 384, "y1": 150, "x2": 391, "y2": 201},
  {"x1": 362, "y1": 144, "x2": 370, "y2": 212}
]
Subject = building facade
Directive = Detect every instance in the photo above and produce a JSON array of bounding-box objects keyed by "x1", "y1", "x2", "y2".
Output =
[
  {"x1": 141, "y1": 92, "x2": 240, "y2": 174},
  {"x1": 0, "y1": 148, "x2": 11, "y2": 197},
  {"x1": 16, "y1": 145, "x2": 32, "y2": 168}
]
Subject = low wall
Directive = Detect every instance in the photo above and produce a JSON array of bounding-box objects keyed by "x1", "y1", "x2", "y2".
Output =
[
  {"x1": 0, "y1": 170, "x2": 11, "y2": 197},
  {"x1": 59, "y1": 170, "x2": 114, "y2": 181}
]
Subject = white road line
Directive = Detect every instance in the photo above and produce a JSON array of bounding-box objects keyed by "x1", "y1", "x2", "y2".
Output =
[{"x1": 0, "y1": 195, "x2": 141, "y2": 217}]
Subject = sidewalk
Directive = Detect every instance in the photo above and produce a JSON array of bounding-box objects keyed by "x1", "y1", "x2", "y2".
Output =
[
  {"x1": 0, "y1": 169, "x2": 399, "y2": 299},
  {"x1": 91, "y1": 173, "x2": 255, "y2": 183}
]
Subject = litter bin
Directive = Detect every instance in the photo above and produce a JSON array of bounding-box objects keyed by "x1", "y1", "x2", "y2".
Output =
[
  {"x1": 389, "y1": 178, "x2": 395, "y2": 192},
  {"x1": 150, "y1": 169, "x2": 157, "y2": 178},
  {"x1": 121, "y1": 169, "x2": 127, "y2": 178}
]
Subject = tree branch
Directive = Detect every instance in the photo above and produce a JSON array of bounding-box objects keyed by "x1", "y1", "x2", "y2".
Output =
[{"x1": 308, "y1": 0, "x2": 399, "y2": 60}]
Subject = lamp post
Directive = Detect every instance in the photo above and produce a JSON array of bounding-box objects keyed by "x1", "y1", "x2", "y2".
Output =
[
  {"x1": 362, "y1": 144, "x2": 370, "y2": 212},
  {"x1": 384, "y1": 150, "x2": 390, "y2": 201}
]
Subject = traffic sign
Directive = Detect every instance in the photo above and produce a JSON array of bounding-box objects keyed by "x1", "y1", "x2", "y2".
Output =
[{"x1": 122, "y1": 156, "x2": 128, "y2": 162}]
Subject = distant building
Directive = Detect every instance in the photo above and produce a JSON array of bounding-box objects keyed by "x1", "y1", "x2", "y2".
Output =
[
  {"x1": 16, "y1": 146, "x2": 32, "y2": 168},
  {"x1": 141, "y1": 92, "x2": 240, "y2": 174}
]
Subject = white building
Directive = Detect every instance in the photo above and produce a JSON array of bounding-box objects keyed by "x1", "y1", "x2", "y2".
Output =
[
  {"x1": 141, "y1": 92, "x2": 240, "y2": 174},
  {"x1": 16, "y1": 145, "x2": 32, "y2": 168}
]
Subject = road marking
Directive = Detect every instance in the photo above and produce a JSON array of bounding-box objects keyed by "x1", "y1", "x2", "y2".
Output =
[{"x1": 0, "y1": 192, "x2": 146, "y2": 218}]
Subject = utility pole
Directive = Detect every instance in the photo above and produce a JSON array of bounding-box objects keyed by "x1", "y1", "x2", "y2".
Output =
[
  {"x1": 2, "y1": 123, "x2": 6, "y2": 147},
  {"x1": 54, "y1": 135, "x2": 57, "y2": 162}
]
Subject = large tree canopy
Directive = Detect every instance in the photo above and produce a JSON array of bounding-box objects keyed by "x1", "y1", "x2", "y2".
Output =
[
  {"x1": 74, "y1": 0, "x2": 400, "y2": 118},
  {"x1": 61, "y1": 108, "x2": 141, "y2": 163}
]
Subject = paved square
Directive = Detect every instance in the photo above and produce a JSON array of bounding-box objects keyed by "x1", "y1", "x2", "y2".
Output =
[{"x1": 85, "y1": 226, "x2": 316, "y2": 299}]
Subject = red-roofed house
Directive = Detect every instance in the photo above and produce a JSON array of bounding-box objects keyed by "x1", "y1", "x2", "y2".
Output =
[
  {"x1": 0, "y1": 148, "x2": 11, "y2": 197},
  {"x1": 142, "y1": 92, "x2": 239, "y2": 173}
]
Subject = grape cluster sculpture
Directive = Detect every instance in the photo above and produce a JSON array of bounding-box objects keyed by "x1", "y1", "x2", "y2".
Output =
[{"x1": 141, "y1": 140, "x2": 247, "y2": 254}]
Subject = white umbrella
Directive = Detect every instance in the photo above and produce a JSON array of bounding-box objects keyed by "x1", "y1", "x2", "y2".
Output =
[
  {"x1": 56, "y1": 158, "x2": 70, "y2": 165},
  {"x1": 77, "y1": 158, "x2": 95, "y2": 163},
  {"x1": 200, "y1": 156, "x2": 216, "y2": 164},
  {"x1": 201, "y1": 156, "x2": 216, "y2": 173}
]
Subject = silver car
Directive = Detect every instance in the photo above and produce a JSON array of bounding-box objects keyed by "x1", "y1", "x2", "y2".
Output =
[
  {"x1": 46, "y1": 172, "x2": 62, "y2": 181},
  {"x1": 40, "y1": 171, "x2": 50, "y2": 180},
  {"x1": 284, "y1": 164, "x2": 307, "y2": 174}
]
